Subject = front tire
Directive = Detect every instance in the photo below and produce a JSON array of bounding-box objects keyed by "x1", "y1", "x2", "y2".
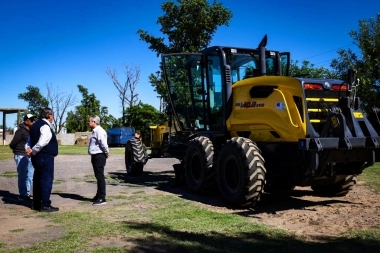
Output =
[
  {"x1": 125, "y1": 138, "x2": 145, "y2": 176},
  {"x1": 184, "y1": 136, "x2": 216, "y2": 193},
  {"x1": 217, "y1": 137, "x2": 266, "y2": 207}
]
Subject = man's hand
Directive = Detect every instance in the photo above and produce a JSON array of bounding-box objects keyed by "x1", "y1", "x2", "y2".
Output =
[{"x1": 25, "y1": 148, "x2": 33, "y2": 157}]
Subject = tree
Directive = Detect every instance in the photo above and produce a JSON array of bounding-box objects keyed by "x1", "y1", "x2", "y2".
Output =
[
  {"x1": 330, "y1": 13, "x2": 380, "y2": 111},
  {"x1": 18, "y1": 86, "x2": 49, "y2": 118},
  {"x1": 99, "y1": 106, "x2": 120, "y2": 130},
  {"x1": 0, "y1": 125, "x2": 13, "y2": 132},
  {"x1": 66, "y1": 85, "x2": 102, "y2": 133},
  {"x1": 106, "y1": 63, "x2": 140, "y2": 125},
  {"x1": 125, "y1": 102, "x2": 167, "y2": 139},
  {"x1": 45, "y1": 83, "x2": 76, "y2": 133},
  {"x1": 289, "y1": 60, "x2": 336, "y2": 79},
  {"x1": 137, "y1": 0, "x2": 232, "y2": 101},
  {"x1": 18, "y1": 84, "x2": 76, "y2": 133}
]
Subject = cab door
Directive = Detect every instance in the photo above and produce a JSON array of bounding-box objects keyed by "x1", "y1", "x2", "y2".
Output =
[{"x1": 161, "y1": 53, "x2": 207, "y2": 132}]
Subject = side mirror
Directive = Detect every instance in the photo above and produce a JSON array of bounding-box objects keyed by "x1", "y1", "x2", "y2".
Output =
[
  {"x1": 347, "y1": 68, "x2": 357, "y2": 87},
  {"x1": 280, "y1": 52, "x2": 290, "y2": 76}
]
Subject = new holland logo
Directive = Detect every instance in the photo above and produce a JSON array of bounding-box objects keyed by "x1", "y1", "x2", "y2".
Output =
[{"x1": 236, "y1": 101, "x2": 264, "y2": 108}]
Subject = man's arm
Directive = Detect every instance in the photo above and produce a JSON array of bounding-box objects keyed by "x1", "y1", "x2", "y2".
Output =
[
  {"x1": 97, "y1": 129, "x2": 109, "y2": 156},
  {"x1": 25, "y1": 137, "x2": 31, "y2": 149},
  {"x1": 9, "y1": 129, "x2": 22, "y2": 150}
]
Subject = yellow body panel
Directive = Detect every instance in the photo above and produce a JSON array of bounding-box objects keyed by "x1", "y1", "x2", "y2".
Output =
[
  {"x1": 150, "y1": 124, "x2": 169, "y2": 148},
  {"x1": 227, "y1": 76, "x2": 307, "y2": 142}
]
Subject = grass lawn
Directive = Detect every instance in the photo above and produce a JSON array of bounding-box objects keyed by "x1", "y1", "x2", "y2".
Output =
[
  {"x1": 2, "y1": 193, "x2": 380, "y2": 253},
  {"x1": 0, "y1": 145, "x2": 13, "y2": 160},
  {"x1": 58, "y1": 145, "x2": 125, "y2": 155},
  {"x1": 357, "y1": 163, "x2": 380, "y2": 193},
  {"x1": 1, "y1": 145, "x2": 380, "y2": 252},
  {"x1": 0, "y1": 145, "x2": 125, "y2": 159}
]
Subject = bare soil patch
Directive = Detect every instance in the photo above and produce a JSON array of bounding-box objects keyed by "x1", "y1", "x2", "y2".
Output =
[{"x1": 1, "y1": 154, "x2": 379, "y2": 248}]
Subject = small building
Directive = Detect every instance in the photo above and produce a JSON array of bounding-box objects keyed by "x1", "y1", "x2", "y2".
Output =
[{"x1": 0, "y1": 108, "x2": 28, "y2": 145}]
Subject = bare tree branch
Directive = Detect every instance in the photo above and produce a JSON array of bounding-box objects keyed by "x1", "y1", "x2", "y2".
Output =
[
  {"x1": 106, "y1": 63, "x2": 140, "y2": 125},
  {"x1": 46, "y1": 83, "x2": 77, "y2": 134}
]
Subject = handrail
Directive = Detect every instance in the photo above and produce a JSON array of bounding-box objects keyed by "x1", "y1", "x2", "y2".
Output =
[
  {"x1": 273, "y1": 89, "x2": 299, "y2": 128},
  {"x1": 310, "y1": 119, "x2": 327, "y2": 123},
  {"x1": 306, "y1": 98, "x2": 339, "y2": 102},
  {"x1": 308, "y1": 108, "x2": 329, "y2": 112}
]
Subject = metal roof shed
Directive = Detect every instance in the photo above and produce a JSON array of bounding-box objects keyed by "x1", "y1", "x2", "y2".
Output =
[{"x1": 0, "y1": 108, "x2": 28, "y2": 145}]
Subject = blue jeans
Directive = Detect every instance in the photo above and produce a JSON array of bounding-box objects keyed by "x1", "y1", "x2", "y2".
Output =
[{"x1": 14, "y1": 155, "x2": 34, "y2": 197}]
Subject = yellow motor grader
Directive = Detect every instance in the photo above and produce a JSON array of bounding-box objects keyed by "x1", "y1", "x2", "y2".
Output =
[{"x1": 126, "y1": 35, "x2": 380, "y2": 207}]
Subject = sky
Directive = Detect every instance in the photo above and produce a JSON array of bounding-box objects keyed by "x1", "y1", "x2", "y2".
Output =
[{"x1": 0, "y1": 0, "x2": 379, "y2": 128}]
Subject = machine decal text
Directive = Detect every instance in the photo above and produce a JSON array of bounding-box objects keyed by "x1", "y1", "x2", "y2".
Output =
[{"x1": 236, "y1": 101, "x2": 264, "y2": 108}]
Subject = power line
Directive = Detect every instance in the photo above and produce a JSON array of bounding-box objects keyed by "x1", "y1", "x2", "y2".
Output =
[
  {"x1": 313, "y1": 59, "x2": 332, "y2": 67},
  {"x1": 301, "y1": 44, "x2": 353, "y2": 61},
  {"x1": 304, "y1": 49, "x2": 362, "y2": 68}
]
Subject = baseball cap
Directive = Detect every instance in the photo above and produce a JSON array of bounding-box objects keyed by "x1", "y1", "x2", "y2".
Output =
[{"x1": 24, "y1": 114, "x2": 36, "y2": 121}]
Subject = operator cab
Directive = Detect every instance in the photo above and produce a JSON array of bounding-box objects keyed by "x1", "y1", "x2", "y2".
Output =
[{"x1": 161, "y1": 39, "x2": 290, "y2": 135}]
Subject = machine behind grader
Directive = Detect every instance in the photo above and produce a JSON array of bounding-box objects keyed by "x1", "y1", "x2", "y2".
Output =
[{"x1": 125, "y1": 35, "x2": 380, "y2": 208}]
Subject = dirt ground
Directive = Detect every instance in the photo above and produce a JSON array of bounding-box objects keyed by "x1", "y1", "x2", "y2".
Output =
[{"x1": 1, "y1": 153, "x2": 380, "y2": 248}]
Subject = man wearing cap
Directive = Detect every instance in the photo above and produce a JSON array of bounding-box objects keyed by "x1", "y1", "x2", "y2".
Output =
[{"x1": 9, "y1": 113, "x2": 36, "y2": 201}]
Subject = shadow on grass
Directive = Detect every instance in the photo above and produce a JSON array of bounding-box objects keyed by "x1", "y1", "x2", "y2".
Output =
[
  {"x1": 121, "y1": 221, "x2": 379, "y2": 253},
  {"x1": 107, "y1": 167, "x2": 358, "y2": 214},
  {"x1": 51, "y1": 192, "x2": 92, "y2": 201}
]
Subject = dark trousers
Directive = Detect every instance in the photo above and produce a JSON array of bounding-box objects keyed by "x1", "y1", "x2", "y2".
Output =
[
  {"x1": 31, "y1": 155, "x2": 54, "y2": 209},
  {"x1": 91, "y1": 153, "x2": 107, "y2": 199}
]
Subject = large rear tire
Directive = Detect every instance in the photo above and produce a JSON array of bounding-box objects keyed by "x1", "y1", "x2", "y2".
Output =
[
  {"x1": 125, "y1": 138, "x2": 145, "y2": 176},
  {"x1": 217, "y1": 137, "x2": 266, "y2": 207},
  {"x1": 184, "y1": 136, "x2": 217, "y2": 193},
  {"x1": 311, "y1": 175, "x2": 357, "y2": 196}
]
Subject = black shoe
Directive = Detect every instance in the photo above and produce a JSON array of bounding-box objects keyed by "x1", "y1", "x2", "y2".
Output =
[
  {"x1": 92, "y1": 198, "x2": 106, "y2": 206},
  {"x1": 17, "y1": 195, "x2": 31, "y2": 201},
  {"x1": 40, "y1": 205, "x2": 59, "y2": 212},
  {"x1": 91, "y1": 195, "x2": 98, "y2": 201},
  {"x1": 32, "y1": 205, "x2": 41, "y2": 211}
]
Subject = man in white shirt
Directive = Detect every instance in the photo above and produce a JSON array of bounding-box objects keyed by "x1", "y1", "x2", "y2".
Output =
[
  {"x1": 88, "y1": 115, "x2": 109, "y2": 205},
  {"x1": 26, "y1": 108, "x2": 59, "y2": 212}
]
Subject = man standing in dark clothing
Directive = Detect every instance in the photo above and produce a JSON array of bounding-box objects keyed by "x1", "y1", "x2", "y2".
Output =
[
  {"x1": 9, "y1": 114, "x2": 35, "y2": 201},
  {"x1": 88, "y1": 115, "x2": 109, "y2": 205},
  {"x1": 26, "y1": 108, "x2": 59, "y2": 212}
]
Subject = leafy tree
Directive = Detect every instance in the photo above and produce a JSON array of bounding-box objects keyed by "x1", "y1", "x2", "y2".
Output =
[
  {"x1": 0, "y1": 125, "x2": 13, "y2": 132},
  {"x1": 99, "y1": 106, "x2": 120, "y2": 130},
  {"x1": 125, "y1": 102, "x2": 167, "y2": 138},
  {"x1": 18, "y1": 86, "x2": 49, "y2": 118},
  {"x1": 330, "y1": 13, "x2": 380, "y2": 111},
  {"x1": 137, "y1": 0, "x2": 233, "y2": 102},
  {"x1": 289, "y1": 60, "x2": 335, "y2": 78},
  {"x1": 66, "y1": 85, "x2": 112, "y2": 132},
  {"x1": 18, "y1": 84, "x2": 76, "y2": 133}
]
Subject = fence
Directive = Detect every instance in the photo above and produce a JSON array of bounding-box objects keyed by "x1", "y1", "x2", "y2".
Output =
[{"x1": 1, "y1": 133, "x2": 79, "y2": 146}]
